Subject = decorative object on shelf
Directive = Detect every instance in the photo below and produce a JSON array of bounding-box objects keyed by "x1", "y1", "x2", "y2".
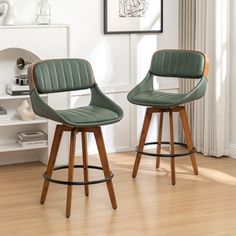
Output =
[
  {"x1": 15, "y1": 57, "x2": 32, "y2": 85},
  {"x1": 0, "y1": 7, "x2": 3, "y2": 17},
  {"x1": 0, "y1": 106, "x2": 7, "y2": 115},
  {"x1": 0, "y1": 106, "x2": 9, "y2": 122},
  {"x1": 16, "y1": 100, "x2": 36, "y2": 121},
  {"x1": 0, "y1": 0, "x2": 16, "y2": 26},
  {"x1": 15, "y1": 75, "x2": 28, "y2": 85},
  {"x1": 16, "y1": 57, "x2": 31, "y2": 70},
  {"x1": 36, "y1": 0, "x2": 51, "y2": 25},
  {"x1": 104, "y1": 0, "x2": 163, "y2": 34}
]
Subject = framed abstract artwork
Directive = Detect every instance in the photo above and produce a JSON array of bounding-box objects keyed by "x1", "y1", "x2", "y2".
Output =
[{"x1": 104, "y1": 0, "x2": 163, "y2": 34}]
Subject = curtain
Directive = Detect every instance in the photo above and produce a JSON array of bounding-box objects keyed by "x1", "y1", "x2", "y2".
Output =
[
  {"x1": 194, "y1": 0, "x2": 230, "y2": 156},
  {"x1": 179, "y1": 0, "x2": 230, "y2": 157},
  {"x1": 179, "y1": 0, "x2": 196, "y2": 142}
]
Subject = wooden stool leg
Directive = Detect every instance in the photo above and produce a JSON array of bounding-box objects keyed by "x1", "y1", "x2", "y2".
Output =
[
  {"x1": 169, "y1": 111, "x2": 176, "y2": 185},
  {"x1": 40, "y1": 125, "x2": 63, "y2": 204},
  {"x1": 66, "y1": 129, "x2": 77, "y2": 218},
  {"x1": 94, "y1": 127, "x2": 117, "y2": 209},
  {"x1": 132, "y1": 108, "x2": 153, "y2": 178},
  {"x1": 156, "y1": 112, "x2": 164, "y2": 169},
  {"x1": 81, "y1": 132, "x2": 89, "y2": 196},
  {"x1": 179, "y1": 108, "x2": 198, "y2": 175}
]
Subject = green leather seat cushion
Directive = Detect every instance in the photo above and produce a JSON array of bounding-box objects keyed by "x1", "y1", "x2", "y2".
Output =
[
  {"x1": 131, "y1": 90, "x2": 189, "y2": 107},
  {"x1": 56, "y1": 105, "x2": 119, "y2": 127}
]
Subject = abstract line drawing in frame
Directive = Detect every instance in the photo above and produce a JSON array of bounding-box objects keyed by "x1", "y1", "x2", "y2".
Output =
[{"x1": 104, "y1": 0, "x2": 163, "y2": 34}]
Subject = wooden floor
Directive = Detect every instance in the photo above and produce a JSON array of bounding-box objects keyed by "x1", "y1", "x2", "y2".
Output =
[{"x1": 1, "y1": 151, "x2": 236, "y2": 236}]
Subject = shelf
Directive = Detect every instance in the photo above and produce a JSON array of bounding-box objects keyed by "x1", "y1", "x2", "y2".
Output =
[
  {"x1": 0, "y1": 142, "x2": 48, "y2": 153},
  {"x1": 0, "y1": 93, "x2": 48, "y2": 100},
  {"x1": 0, "y1": 24, "x2": 69, "y2": 29},
  {"x1": 0, "y1": 117, "x2": 48, "y2": 127}
]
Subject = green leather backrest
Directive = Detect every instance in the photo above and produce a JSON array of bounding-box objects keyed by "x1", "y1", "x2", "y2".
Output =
[
  {"x1": 33, "y1": 59, "x2": 95, "y2": 93},
  {"x1": 150, "y1": 50, "x2": 206, "y2": 78}
]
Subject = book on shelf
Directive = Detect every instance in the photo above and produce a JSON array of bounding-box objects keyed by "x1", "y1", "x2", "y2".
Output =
[
  {"x1": 6, "y1": 83, "x2": 30, "y2": 96},
  {"x1": 17, "y1": 139, "x2": 48, "y2": 147},
  {"x1": 6, "y1": 83, "x2": 30, "y2": 91},
  {"x1": 6, "y1": 88, "x2": 30, "y2": 96},
  {"x1": 15, "y1": 75, "x2": 28, "y2": 79},
  {"x1": 17, "y1": 130, "x2": 48, "y2": 142}
]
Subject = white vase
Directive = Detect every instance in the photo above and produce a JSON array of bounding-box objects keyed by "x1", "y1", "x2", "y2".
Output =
[
  {"x1": 0, "y1": 0, "x2": 16, "y2": 26},
  {"x1": 17, "y1": 100, "x2": 36, "y2": 121},
  {"x1": 36, "y1": 0, "x2": 51, "y2": 25}
]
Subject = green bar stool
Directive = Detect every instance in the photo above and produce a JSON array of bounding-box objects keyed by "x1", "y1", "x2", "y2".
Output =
[
  {"x1": 127, "y1": 49, "x2": 209, "y2": 185},
  {"x1": 28, "y1": 59, "x2": 123, "y2": 217}
]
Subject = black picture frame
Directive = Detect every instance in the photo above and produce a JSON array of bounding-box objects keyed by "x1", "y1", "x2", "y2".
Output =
[{"x1": 104, "y1": 0, "x2": 163, "y2": 34}]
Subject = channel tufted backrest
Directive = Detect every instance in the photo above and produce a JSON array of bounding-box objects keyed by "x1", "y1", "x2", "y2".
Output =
[
  {"x1": 150, "y1": 50, "x2": 206, "y2": 78},
  {"x1": 33, "y1": 59, "x2": 95, "y2": 94}
]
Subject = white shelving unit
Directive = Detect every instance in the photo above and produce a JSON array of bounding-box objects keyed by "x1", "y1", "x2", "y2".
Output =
[
  {"x1": 0, "y1": 25, "x2": 70, "y2": 165},
  {"x1": 0, "y1": 117, "x2": 48, "y2": 127},
  {"x1": 0, "y1": 93, "x2": 47, "y2": 100},
  {"x1": 0, "y1": 142, "x2": 48, "y2": 153},
  {"x1": 0, "y1": 48, "x2": 49, "y2": 164},
  {"x1": 0, "y1": 95, "x2": 48, "y2": 127}
]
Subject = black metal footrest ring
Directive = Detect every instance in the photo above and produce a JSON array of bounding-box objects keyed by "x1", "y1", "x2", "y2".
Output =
[
  {"x1": 136, "y1": 141, "x2": 195, "y2": 158},
  {"x1": 43, "y1": 165, "x2": 114, "y2": 186}
]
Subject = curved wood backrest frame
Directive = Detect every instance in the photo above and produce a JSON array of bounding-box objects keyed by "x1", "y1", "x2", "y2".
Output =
[{"x1": 203, "y1": 54, "x2": 209, "y2": 78}]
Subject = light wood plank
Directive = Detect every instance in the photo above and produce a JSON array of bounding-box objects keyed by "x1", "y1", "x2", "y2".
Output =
[{"x1": 1, "y1": 152, "x2": 236, "y2": 235}]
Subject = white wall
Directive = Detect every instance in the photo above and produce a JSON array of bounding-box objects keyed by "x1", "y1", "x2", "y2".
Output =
[{"x1": 7, "y1": 0, "x2": 179, "y2": 153}]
